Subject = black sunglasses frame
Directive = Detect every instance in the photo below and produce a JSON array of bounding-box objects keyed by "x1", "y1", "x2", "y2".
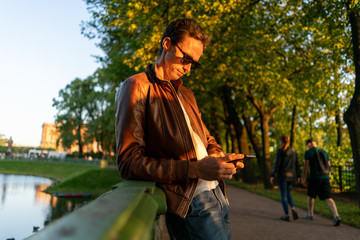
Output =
[{"x1": 174, "y1": 43, "x2": 201, "y2": 70}]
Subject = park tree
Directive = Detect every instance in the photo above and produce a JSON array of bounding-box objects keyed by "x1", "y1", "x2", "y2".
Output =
[
  {"x1": 0, "y1": 134, "x2": 7, "y2": 146},
  {"x1": 299, "y1": 0, "x2": 352, "y2": 142},
  {"x1": 82, "y1": 0, "x2": 265, "y2": 183},
  {"x1": 81, "y1": 0, "x2": 356, "y2": 190},
  {"x1": 298, "y1": 0, "x2": 360, "y2": 207},
  {"x1": 186, "y1": 1, "x2": 353, "y2": 188},
  {"x1": 343, "y1": 0, "x2": 360, "y2": 207},
  {"x1": 53, "y1": 77, "x2": 98, "y2": 156},
  {"x1": 88, "y1": 63, "x2": 136, "y2": 160},
  {"x1": 84, "y1": 72, "x2": 111, "y2": 159},
  {"x1": 201, "y1": 0, "x2": 352, "y2": 188}
]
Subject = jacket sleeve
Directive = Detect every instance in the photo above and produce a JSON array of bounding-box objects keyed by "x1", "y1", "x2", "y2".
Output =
[
  {"x1": 115, "y1": 78, "x2": 190, "y2": 184},
  {"x1": 271, "y1": 149, "x2": 281, "y2": 177}
]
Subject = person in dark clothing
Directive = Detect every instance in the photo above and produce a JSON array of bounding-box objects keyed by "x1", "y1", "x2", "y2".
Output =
[
  {"x1": 301, "y1": 138, "x2": 341, "y2": 226},
  {"x1": 270, "y1": 135, "x2": 301, "y2": 221}
]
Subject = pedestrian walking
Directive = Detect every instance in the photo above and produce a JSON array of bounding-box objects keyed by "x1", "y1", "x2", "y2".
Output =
[
  {"x1": 301, "y1": 138, "x2": 341, "y2": 226},
  {"x1": 270, "y1": 135, "x2": 301, "y2": 221}
]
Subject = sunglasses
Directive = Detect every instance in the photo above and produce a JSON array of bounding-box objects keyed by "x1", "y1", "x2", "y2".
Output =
[{"x1": 174, "y1": 43, "x2": 201, "y2": 70}]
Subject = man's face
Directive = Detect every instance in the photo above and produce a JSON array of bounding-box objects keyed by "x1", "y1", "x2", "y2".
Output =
[{"x1": 163, "y1": 36, "x2": 204, "y2": 80}]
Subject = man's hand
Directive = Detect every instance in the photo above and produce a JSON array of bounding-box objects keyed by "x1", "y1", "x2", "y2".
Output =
[
  {"x1": 190, "y1": 153, "x2": 245, "y2": 181},
  {"x1": 301, "y1": 177, "x2": 307, "y2": 187},
  {"x1": 297, "y1": 177, "x2": 301, "y2": 184},
  {"x1": 225, "y1": 153, "x2": 245, "y2": 168},
  {"x1": 210, "y1": 153, "x2": 245, "y2": 168},
  {"x1": 197, "y1": 155, "x2": 236, "y2": 180},
  {"x1": 270, "y1": 176, "x2": 275, "y2": 185}
]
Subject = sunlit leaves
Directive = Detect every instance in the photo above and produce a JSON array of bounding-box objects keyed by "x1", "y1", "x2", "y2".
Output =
[{"x1": 79, "y1": 0, "x2": 356, "y2": 161}]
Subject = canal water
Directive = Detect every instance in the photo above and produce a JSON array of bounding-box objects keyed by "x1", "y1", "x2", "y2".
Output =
[{"x1": 0, "y1": 174, "x2": 90, "y2": 240}]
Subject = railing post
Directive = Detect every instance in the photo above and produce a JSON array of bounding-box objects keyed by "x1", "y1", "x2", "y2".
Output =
[{"x1": 338, "y1": 166, "x2": 343, "y2": 193}]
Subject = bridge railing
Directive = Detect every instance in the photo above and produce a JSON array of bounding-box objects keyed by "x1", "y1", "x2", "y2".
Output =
[{"x1": 25, "y1": 180, "x2": 167, "y2": 240}]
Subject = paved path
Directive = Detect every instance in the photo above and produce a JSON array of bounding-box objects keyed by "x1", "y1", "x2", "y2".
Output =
[{"x1": 227, "y1": 185, "x2": 360, "y2": 240}]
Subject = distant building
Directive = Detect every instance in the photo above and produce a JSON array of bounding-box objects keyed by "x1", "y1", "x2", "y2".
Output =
[
  {"x1": 40, "y1": 123, "x2": 62, "y2": 151},
  {"x1": 40, "y1": 123, "x2": 100, "y2": 154}
]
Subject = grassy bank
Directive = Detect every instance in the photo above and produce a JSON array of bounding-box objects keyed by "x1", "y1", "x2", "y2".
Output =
[
  {"x1": 0, "y1": 160, "x2": 98, "y2": 182},
  {"x1": 45, "y1": 169, "x2": 122, "y2": 196},
  {"x1": 227, "y1": 180, "x2": 360, "y2": 228},
  {"x1": 0, "y1": 160, "x2": 122, "y2": 196}
]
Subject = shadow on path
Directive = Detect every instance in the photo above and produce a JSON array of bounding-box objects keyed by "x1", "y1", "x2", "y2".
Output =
[{"x1": 227, "y1": 184, "x2": 360, "y2": 240}]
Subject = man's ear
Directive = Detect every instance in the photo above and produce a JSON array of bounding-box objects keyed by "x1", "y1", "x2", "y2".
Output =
[{"x1": 163, "y1": 37, "x2": 172, "y2": 52}]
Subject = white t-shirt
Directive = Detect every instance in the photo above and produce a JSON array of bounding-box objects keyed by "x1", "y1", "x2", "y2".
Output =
[{"x1": 176, "y1": 94, "x2": 218, "y2": 196}]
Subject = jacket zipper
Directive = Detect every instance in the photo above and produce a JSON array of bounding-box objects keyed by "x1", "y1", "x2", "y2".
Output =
[
  {"x1": 166, "y1": 80, "x2": 196, "y2": 162},
  {"x1": 165, "y1": 80, "x2": 199, "y2": 217},
  {"x1": 166, "y1": 81, "x2": 229, "y2": 215}
]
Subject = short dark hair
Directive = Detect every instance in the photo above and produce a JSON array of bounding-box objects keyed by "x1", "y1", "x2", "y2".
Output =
[
  {"x1": 157, "y1": 18, "x2": 210, "y2": 58},
  {"x1": 306, "y1": 138, "x2": 317, "y2": 145}
]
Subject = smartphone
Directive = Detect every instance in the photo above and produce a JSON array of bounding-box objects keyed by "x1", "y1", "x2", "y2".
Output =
[{"x1": 226, "y1": 154, "x2": 256, "y2": 164}]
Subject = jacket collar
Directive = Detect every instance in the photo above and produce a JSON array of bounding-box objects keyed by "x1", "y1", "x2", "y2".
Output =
[{"x1": 145, "y1": 64, "x2": 183, "y2": 92}]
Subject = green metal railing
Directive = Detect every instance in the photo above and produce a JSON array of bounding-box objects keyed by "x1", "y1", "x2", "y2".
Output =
[
  {"x1": 331, "y1": 164, "x2": 356, "y2": 193},
  {"x1": 25, "y1": 180, "x2": 167, "y2": 240}
]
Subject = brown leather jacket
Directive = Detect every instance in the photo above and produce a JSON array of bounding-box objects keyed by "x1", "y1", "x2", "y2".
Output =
[{"x1": 115, "y1": 64, "x2": 225, "y2": 218}]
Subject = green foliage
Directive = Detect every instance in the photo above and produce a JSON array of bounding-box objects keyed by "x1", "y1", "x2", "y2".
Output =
[
  {"x1": 51, "y1": 1, "x2": 358, "y2": 183},
  {"x1": 53, "y1": 78, "x2": 91, "y2": 153},
  {"x1": 0, "y1": 134, "x2": 7, "y2": 146},
  {"x1": 327, "y1": 144, "x2": 353, "y2": 165}
]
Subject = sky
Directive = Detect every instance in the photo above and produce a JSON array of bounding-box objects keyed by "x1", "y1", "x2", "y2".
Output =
[{"x1": 0, "y1": 0, "x2": 103, "y2": 147}]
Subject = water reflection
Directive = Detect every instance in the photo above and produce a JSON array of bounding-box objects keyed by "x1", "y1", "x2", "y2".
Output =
[{"x1": 0, "y1": 174, "x2": 91, "y2": 240}]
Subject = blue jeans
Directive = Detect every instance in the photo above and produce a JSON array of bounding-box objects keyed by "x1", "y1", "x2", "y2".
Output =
[
  {"x1": 278, "y1": 181, "x2": 295, "y2": 215},
  {"x1": 166, "y1": 185, "x2": 231, "y2": 240}
]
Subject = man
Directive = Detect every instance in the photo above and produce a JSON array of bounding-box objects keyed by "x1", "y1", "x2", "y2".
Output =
[
  {"x1": 115, "y1": 18, "x2": 244, "y2": 240},
  {"x1": 301, "y1": 138, "x2": 341, "y2": 226}
]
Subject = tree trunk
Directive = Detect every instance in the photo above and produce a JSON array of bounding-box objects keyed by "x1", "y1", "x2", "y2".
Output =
[
  {"x1": 229, "y1": 124, "x2": 239, "y2": 153},
  {"x1": 243, "y1": 115, "x2": 262, "y2": 167},
  {"x1": 77, "y1": 122, "x2": 83, "y2": 156},
  {"x1": 220, "y1": 86, "x2": 243, "y2": 153},
  {"x1": 335, "y1": 111, "x2": 343, "y2": 147},
  {"x1": 229, "y1": 123, "x2": 240, "y2": 180},
  {"x1": 220, "y1": 86, "x2": 255, "y2": 182},
  {"x1": 246, "y1": 93, "x2": 279, "y2": 189},
  {"x1": 343, "y1": 3, "x2": 360, "y2": 208},
  {"x1": 290, "y1": 105, "x2": 297, "y2": 147},
  {"x1": 209, "y1": 105, "x2": 222, "y2": 146},
  {"x1": 260, "y1": 114, "x2": 272, "y2": 189},
  {"x1": 112, "y1": 142, "x2": 117, "y2": 161},
  {"x1": 221, "y1": 92, "x2": 239, "y2": 153},
  {"x1": 225, "y1": 129, "x2": 230, "y2": 153},
  {"x1": 239, "y1": 124, "x2": 256, "y2": 183},
  {"x1": 309, "y1": 114, "x2": 313, "y2": 138}
]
